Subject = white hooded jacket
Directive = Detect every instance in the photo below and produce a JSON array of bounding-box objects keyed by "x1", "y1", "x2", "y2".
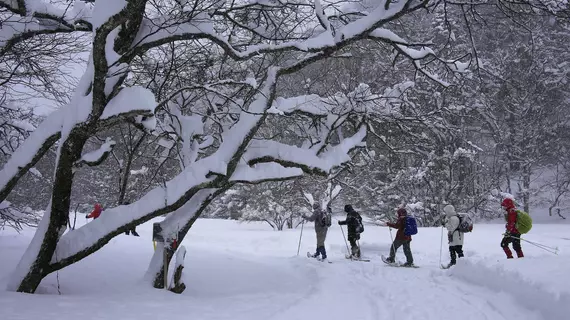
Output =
[{"x1": 444, "y1": 205, "x2": 464, "y2": 246}]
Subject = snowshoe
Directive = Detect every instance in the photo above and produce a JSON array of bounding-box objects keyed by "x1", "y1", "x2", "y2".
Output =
[
  {"x1": 382, "y1": 255, "x2": 418, "y2": 268},
  {"x1": 345, "y1": 254, "x2": 370, "y2": 262},
  {"x1": 308, "y1": 252, "x2": 331, "y2": 263},
  {"x1": 401, "y1": 262, "x2": 419, "y2": 268},
  {"x1": 381, "y1": 255, "x2": 397, "y2": 265}
]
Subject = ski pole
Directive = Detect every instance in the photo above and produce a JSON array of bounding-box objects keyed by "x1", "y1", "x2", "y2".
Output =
[{"x1": 296, "y1": 219, "x2": 305, "y2": 256}]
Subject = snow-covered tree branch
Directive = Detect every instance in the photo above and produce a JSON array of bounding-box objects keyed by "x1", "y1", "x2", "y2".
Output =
[{"x1": 5, "y1": 0, "x2": 535, "y2": 293}]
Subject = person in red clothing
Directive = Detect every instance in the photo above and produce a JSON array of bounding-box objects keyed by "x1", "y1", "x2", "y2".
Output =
[
  {"x1": 385, "y1": 208, "x2": 414, "y2": 266},
  {"x1": 500, "y1": 198, "x2": 524, "y2": 259},
  {"x1": 86, "y1": 203, "x2": 102, "y2": 219}
]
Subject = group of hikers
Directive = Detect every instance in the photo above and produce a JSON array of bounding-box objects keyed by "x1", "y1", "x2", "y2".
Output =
[
  {"x1": 87, "y1": 196, "x2": 531, "y2": 267},
  {"x1": 303, "y1": 197, "x2": 531, "y2": 268}
]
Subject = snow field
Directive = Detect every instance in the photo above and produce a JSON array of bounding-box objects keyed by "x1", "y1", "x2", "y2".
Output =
[{"x1": 1, "y1": 217, "x2": 569, "y2": 320}]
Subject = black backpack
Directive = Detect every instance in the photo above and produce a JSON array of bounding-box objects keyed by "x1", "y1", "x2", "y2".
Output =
[
  {"x1": 355, "y1": 213, "x2": 364, "y2": 233},
  {"x1": 320, "y1": 209, "x2": 332, "y2": 227},
  {"x1": 456, "y1": 213, "x2": 473, "y2": 233}
]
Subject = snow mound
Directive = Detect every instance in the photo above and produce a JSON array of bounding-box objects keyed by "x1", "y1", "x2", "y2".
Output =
[{"x1": 447, "y1": 259, "x2": 570, "y2": 318}]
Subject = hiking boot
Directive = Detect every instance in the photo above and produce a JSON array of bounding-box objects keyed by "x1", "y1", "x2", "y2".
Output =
[
  {"x1": 402, "y1": 262, "x2": 414, "y2": 267},
  {"x1": 385, "y1": 257, "x2": 395, "y2": 263}
]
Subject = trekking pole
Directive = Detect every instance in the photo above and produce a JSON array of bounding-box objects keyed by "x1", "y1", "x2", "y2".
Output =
[
  {"x1": 389, "y1": 227, "x2": 396, "y2": 258},
  {"x1": 524, "y1": 240, "x2": 558, "y2": 252},
  {"x1": 296, "y1": 219, "x2": 305, "y2": 256},
  {"x1": 439, "y1": 225, "x2": 444, "y2": 265},
  {"x1": 507, "y1": 235, "x2": 559, "y2": 254},
  {"x1": 339, "y1": 222, "x2": 351, "y2": 255},
  {"x1": 506, "y1": 234, "x2": 557, "y2": 250}
]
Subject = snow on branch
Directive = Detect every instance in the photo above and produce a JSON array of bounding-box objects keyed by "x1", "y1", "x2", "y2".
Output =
[
  {"x1": 127, "y1": 0, "x2": 428, "y2": 63},
  {"x1": 0, "y1": 0, "x2": 93, "y2": 54},
  {"x1": 268, "y1": 94, "x2": 329, "y2": 116},
  {"x1": 100, "y1": 86, "x2": 157, "y2": 124},
  {"x1": 335, "y1": 0, "x2": 425, "y2": 41},
  {"x1": 230, "y1": 163, "x2": 304, "y2": 183},
  {"x1": 0, "y1": 200, "x2": 40, "y2": 232},
  {"x1": 0, "y1": 108, "x2": 64, "y2": 202},
  {"x1": 74, "y1": 138, "x2": 116, "y2": 168},
  {"x1": 52, "y1": 157, "x2": 219, "y2": 263},
  {"x1": 131, "y1": 12, "x2": 214, "y2": 49},
  {"x1": 367, "y1": 27, "x2": 471, "y2": 87},
  {"x1": 244, "y1": 125, "x2": 367, "y2": 175}
]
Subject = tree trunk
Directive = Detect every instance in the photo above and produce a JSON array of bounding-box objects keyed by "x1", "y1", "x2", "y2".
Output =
[
  {"x1": 169, "y1": 246, "x2": 187, "y2": 294},
  {"x1": 523, "y1": 165, "x2": 531, "y2": 213},
  {"x1": 13, "y1": 131, "x2": 87, "y2": 293},
  {"x1": 118, "y1": 132, "x2": 146, "y2": 205},
  {"x1": 149, "y1": 187, "x2": 230, "y2": 288}
]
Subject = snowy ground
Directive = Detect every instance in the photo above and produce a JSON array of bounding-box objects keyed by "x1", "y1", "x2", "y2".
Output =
[{"x1": 1, "y1": 217, "x2": 569, "y2": 320}]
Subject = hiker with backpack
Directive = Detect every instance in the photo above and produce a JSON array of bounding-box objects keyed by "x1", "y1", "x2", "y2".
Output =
[
  {"x1": 443, "y1": 204, "x2": 465, "y2": 267},
  {"x1": 384, "y1": 208, "x2": 414, "y2": 267},
  {"x1": 500, "y1": 198, "x2": 531, "y2": 259},
  {"x1": 86, "y1": 203, "x2": 102, "y2": 219},
  {"x1": 338, "y1": 204, "x2": 364, "y2": 259},
  {"x1": 304, "y1": 202, "x2": 332, "y2": 261}
]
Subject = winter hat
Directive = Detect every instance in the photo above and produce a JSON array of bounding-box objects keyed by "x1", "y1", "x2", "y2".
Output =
[
  {"x1": 344, "y1": 204, "x2": 353, "y2": 212},
  {"x1": 312, "y1": 202, "x2": 320, "y2": 210},
  {"x1": 443, "y1": 204, "x2": 456, "y2": 217},
  {"x1": 501, "y1": 198, "x2": 515, "y2": 209},
  {"x1": 397, "y1": 208, "x2": 407, "y2": 217}
]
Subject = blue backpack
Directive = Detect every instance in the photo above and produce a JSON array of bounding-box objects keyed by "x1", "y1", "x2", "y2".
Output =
[{"x1": 404, "y1": 216, "x2": 418, "y2": 236}]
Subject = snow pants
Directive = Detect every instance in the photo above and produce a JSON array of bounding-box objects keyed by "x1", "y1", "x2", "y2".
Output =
[
  {"x1": 449, "y1": 245, "x2": 464, "y2": 264},
  {"x1": 314, "y1": 228, "x2": 328, "y2": 259},
  {"x1": 348, "y1": 237, "x2": 361, "y2": 258},
  {"x1": 389, "y1": 239, "x2": 413, "y2": 264},
  {"x1": 316, "y1": 228, "x2": 328, "y2": 247},
  {"x1": 501, "y1": 233, "x2": 523, "y2": 258}
]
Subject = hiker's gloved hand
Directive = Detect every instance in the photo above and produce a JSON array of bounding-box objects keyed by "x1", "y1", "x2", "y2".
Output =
[
  {"x1": 503, "y1": 231, "x2": 511, "y2": 237},
  {"x1": 337, "y1": 221, "x2": 341, "y2": 225}
]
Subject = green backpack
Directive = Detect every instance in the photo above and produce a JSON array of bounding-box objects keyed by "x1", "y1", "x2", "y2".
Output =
[{"x1": 515, "y1": 210, "x2": 532, "y2": 234}]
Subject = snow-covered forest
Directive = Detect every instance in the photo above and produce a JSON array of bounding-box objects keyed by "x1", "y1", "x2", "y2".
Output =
[{"x1": 1, "y1": 0, "x2": 570, "y2": 308}]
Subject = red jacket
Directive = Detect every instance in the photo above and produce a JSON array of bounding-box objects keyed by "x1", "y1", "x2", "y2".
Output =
[
  {"x1": 502, "y1": 198, "x2": 519, "y2": 234},
  {"x1": 387, "y1": 209, "x2": 411, "y2": 241},
  {"x1": 87, "y1": 203, "x2": 102, "y2": 219}
]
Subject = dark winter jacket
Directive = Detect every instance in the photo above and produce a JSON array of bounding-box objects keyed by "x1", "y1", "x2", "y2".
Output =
[
  {"x1": 338, "y1": 207, "x2": 362, "y2": 240},
  {"x1": 502, "y1": 198, "x2": 519, "y2": 234},
  {"x1": 386, "y1": 208, "x2": 411, "y2": 241}
]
